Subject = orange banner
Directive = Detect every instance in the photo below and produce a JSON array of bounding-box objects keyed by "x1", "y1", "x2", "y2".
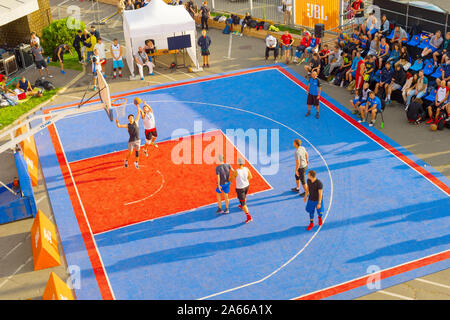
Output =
[
  {"x1": 43, "y1": 272, "x2": 75, "y2": 300},
  {"x1": 30, "y1": 210, "x2": 61, "y2": 271},
  {"x1": 295, "y1": 0, "x2": 340, "y2": 30},
  {"x1": 15, "y1": 125, "x2": 39, "y2": 186}
]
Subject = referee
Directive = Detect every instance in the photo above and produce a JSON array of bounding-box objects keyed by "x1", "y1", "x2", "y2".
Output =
[
  {"x1": 305, "y1": 70, "x2": 322, "y2": 119},
  {"x1": 303, "y1": 170, "x2": 324, "y2": 231},
  {"x1": 291, "y1": 139, "x2": 309, "y2": 196}
]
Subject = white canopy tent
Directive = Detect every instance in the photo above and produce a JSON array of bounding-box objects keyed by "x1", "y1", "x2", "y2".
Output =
[{"x1": 122, "y1": 0, "x2": 199, "y2": 76}]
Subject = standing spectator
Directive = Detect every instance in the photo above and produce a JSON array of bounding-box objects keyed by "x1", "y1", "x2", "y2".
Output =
[
  {"x1": 303, "y1": 170, "x2": 324, "y2": 231},
  {"x1": 265, "y1": 34, "x2": 278, "y2": 61},
  {"x1": 305, "y1": 70, "x2": 322, "y2": 119},
  {"x1": 73, "y1": 29, "x2": 83, "y2": 63},
  {"x1": 94, "y1": 37, "x2": 107, "y2": 76},
  {"x1": 81, "y1": 29, "x2": 90, "y2": 64},
  {"x1": 185, "y1": 0, "x2": 196, "y2": 19},
  {"x1": 291, "y1": 139, "x2": 309, "y2": 196},
  {"x1": 282, "y1": 0, "x2": 292, "y2": 25},
  {"x1": 134, "y1": 46, "x2": 155, "y2": 80},
  {"x1": 426, "y1": 80, "x2": 449, "y2": 123},
  {"x1": 385, "y1": 63, "x2": 406, "y2": 104},
  {"x1": 125, "y1": 0, "x2": 134, "y2": 10},
  {"x1": 90, "y1": 25, "x2": 100, "y2": 40},
  {"x1": 92, "y1": 48, "x2": 101, "y2": 91},
  {"x1": 280, "y1": 30, "x2": 294, "y2": 64},
  {"x1": 345, "y1": 50, "x2": 362, "y2": 87},
  {"x1": 354, "y1": 55, "x2": 367, "y2": 93},
  {"x1": 240, "y1": 12, "x2": 252, "y2": 35},
  {"x1": 52, "y1": 44, "x2": 71, "y2": 75},
  {"x1": 421, "y1": 31, "x2": 443, "y2": 58},
  {"x1": 198, "y1": 29, "x2": 211, "y2": 68},
  {"x1": 111, "y1": 38, "x2": 124, "y2": 79},
  {"x1": 200, "y1": 1, "x2": 210, "y2": 31},
  {"x1": 31, "y1": 42, "x2": 53, "y2": 79},
  {"x1": 352, "y1": 0, "x2": 365, "y2": 33},
  {"x1": 84, "y1": 30, "x2": 97, "y2": 64},
  {"x1": 30, "y1": 32, "x2": 40, "y2": 47}
]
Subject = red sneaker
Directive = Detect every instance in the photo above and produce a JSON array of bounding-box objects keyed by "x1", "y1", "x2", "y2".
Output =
[
  {"x1": 119, "y1": 74, "x2": 122, "y2": 78},
  {"x1": 307, "y1": 222, "x2": 314, "y2": 231},
  {"x1": 426, "y1": 119, "x2": 433, "y2": 124},
  {"x1": 245, "y1": 215, "x2": 252, "y2": 224},
  {"x1": 318, "y1": 217, "x2": 323, "y2": 226}
]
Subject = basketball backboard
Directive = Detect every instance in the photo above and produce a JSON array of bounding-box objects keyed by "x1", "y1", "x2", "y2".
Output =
[{"x1": 96, "y1": 69, "x2": 114, "y2": 121}]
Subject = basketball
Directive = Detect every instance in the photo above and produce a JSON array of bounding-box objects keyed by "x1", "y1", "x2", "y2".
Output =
[
  {"x1": 134, "y1": 97, "x2": 142, "y2": 104},
  {"x1": 430, "y1": 123, "x2": 437, "y2": 131}
]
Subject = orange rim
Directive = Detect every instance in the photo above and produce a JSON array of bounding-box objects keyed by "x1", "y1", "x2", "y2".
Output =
[{"x1": 111, "y1": 98, "x2": 127, "y2": 106}]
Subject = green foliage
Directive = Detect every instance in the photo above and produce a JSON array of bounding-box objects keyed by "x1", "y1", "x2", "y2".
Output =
[{"x1": 41, "y1": 18, "x2": 85, "y2": 56}]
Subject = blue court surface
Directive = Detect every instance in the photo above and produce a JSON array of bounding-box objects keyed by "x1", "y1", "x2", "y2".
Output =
[{"x1": 34, "y1": 64, "x2": 450, "y2": 300}]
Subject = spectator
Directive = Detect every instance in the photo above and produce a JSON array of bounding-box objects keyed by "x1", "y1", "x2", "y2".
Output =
[
  {"x1": 84, "y1": 29, "x2": 97, "y2": 64},
  {"x1": 81, "y1": 29, "x2": 90, "y2": 64},
  {"x1": 94, "y1": 37, "x2": 107, "y2": 76},
  {"x1": 240, "y1": 12, "x2": 252, "y2": 35},
  {"x1": 334, "y1": 52, "x2": 351, "y2": 86},
  {"x1": 200, "y1": 1, "x2": 210, "y2": 31},
  {"x1": 345, "y1": 50, "x2": 362, "y2": 87},
  {"x1": 407, "y1": 98, "x2": 425, "y2": 123},
  {"x1": 436, "y1": 58, "x2": 450, "y2": 87},
  {"x1": 111, "y1": 38, "x2": 123, "y2": 79},
  {"x1": 280, "y1": 30, "x2": 294, "y2": 64},
  {"x1": 198, "y1": 29, "x2": 211, "y2": 68},
  {"x1": 293, "y1": 32, "x2": 311, "y2": 64},
  {"x1": 364, "y1": 54, "x2": 376, "y2": 82},
  {"x1": 364, "y1": 10, "x2": 378, "y2": 39},
  {"x1": 427, "y1": 80, "x2": 449, "y2": 123},
  {"x1": 319, "y1": 44, "x2": 330, "y2": 66},
  {"x1": 387, "y1": 42, "x2": 400, "y2": 66},
  {"x1": 52, "y1": 44, "x2": 71, "y2": 75},
  {"x1": 433, "y1": 31, "x2": 450, "y2": 66},
  {"x1": 73, "y1": 30, "x2": 83, "y2": 63},
  {"x1": 395, "y1": 45, "x2": 410, "y2": 69},
  {"x1": 367, "y1": 33, "x2": 380, "y2": 56},
  {"x1": 354, "y1": 55, "x2": 367, "y2": 93},
  {"x1": 144, "y1": 39, "x2": 156, "y2": 55},
  {"x1": 374, "y1": 61, "x2": 394, "y2": 96},
  {"x1": 359, "y1": 90, "x2": 382, "y2": 126},
  {"x1": 324, "y1": 45, "x2": 343, "y2": 78},
  {"x1": 134, "y1": 46, "x2": 155, "y2": 80},
  {"x1": 421, "y1": 30, "x2": 443, "y2": 58},
  {"x1": 359, "y1": 34, "x2": 370, "y2": 56},
  {"x1": 125, "y1": 0, "x2": 134, "y2": 10},
  {"x1": 90, "y1": 25, "x2": 100, "y2": 40},
  {"x1": 15, "y1": 76, "x2": 42, "y2": 97},
  {"x1": 282, "y1": 0, "x2": 292, "y2": 25},
  {"x1": 350, "y1": 81, "x2": 370, "y2": 115},
  {"x1": 265, "y1": 34, "x2": 278, "y2": 61},
  {"x1": 304, "y1": 53, "x2": 321, "y2": 75},
  {"x1": 377, "y1": 36, "x2": 390, "y2": 68},
  {"x1": 390, "y1": 25, "x2": 408, "y2": 45},
  {"x1": 385, "y1": 63, "x2": 406, "y2": 104},
  {"x1": 134, "y1": 0, "x2": 144, "y2": 9},
  {"x1": 303, "y1": 34, "x2": 321, "y2": 63},
  {"x1": 30, "y1": 32, "x2": 40, "y2": 47},
  {"x1": 31, "y1": 42, "x2": 53, "y2": 79},
  {"x1": 185, "y1": 0, "x2": 196, "y2": 19},
  {"x1": 92, "y1": 48, "x2": 101, "y2": 91},
  {"x1": 402, "y1": 73, "x2": 418, "y2": 107},
  {"x1": 352, "y1": 0, "x2": 365, "y2": 33},
  {"x1": 405, "y1": 70, "x2": 428, "y2": 109},
  {"x1": 347, "y1": 28, "x2": 361, "y2": 58},
  {"x1": 337, "y1": 27, "x2": 349, "y2": 49},
  {"x1": 380, "y1": 15, "x2": 390, "y2": 36}
]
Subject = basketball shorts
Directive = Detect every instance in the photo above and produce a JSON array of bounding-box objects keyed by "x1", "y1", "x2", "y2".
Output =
[
  {"x1": 307, "y1": 93, "x2": 320, "y2": 106},
  {"x1": 295, "y1": 167, "x2": 307, "y2": 185},
  {"x1": 113, "y1": 60, "x2": 124, "y2": 69},
  {"x1": 236, "y1": 186, "x2": 249, "y2": 202},
  {"x1": 35, "y1": 60, "x2": 47, "y2": 69},
  {"x1": 145, "y1": 128, "x2": 158, "y2": 142},
  {"x1": 216, "y1": 181, "x2": 231, "y2": 194},
  {"x1": 306, "y1": 199, "x2": 323, "y2": 220},
  {"x1": 128, "y1": 139, "x2": 140, "y2": 152}
]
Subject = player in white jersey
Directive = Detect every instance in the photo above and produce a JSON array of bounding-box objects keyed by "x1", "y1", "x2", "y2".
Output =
[
  {"x1": 230, "y1": 158, "x2": 253, "y2": 223},
  {"x1": 139, "y1": 102, "x2": 158, "y2": 157},
  {"x1": 111, "y1": 38, "x2": 123, "y2": 79}
]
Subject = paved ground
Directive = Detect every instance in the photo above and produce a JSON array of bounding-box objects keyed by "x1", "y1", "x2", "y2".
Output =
[{"x1": 0, "y1": 0, "x2": 448, "y2": 300}]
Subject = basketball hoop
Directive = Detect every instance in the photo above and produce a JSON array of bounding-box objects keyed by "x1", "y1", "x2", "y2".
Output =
[{"x1": 111, "y1": 98, "x2": 127, "y2": 119}]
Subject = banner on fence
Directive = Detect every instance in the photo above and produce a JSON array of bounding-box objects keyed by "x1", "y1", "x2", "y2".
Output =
[
  {"x1": 294, "y1": 0, "x2": 341, "y2": 31},
  {"x1": 15, "y1": 125, "x2": 39, "y2": 187}
]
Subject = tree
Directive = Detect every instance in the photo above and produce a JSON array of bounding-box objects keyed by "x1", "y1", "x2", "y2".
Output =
[{"x1": 41, "y1": 18, "x2": 85, "y2": 55}]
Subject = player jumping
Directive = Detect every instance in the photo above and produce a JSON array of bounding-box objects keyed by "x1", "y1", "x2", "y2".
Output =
[
  {"x1": 139, "y1": 102, "x2": 158, "y2": 157},
  {"x1": 231, "y1": 158, "x2": 253, "y2": 224},
  {"x1": 116, "y1": 98, "x2": 141, "y2": 169}
]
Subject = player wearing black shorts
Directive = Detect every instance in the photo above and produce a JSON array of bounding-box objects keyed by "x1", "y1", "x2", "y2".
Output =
[
  {"x1": 291, "y1": 139, "x2": 309, "y2": 196},
  {"x1": 115, "y1": 98, "x2": 141, "y2": 169},
  {"x1": 305, "y1": 70, "x2": 321, "y2": 119},
  {"x1": 231, "y1": 158, "x2": 253, "y2": 223},
  {"x1": 304, "y1": 170, "x2": 324, "y2": 231}
]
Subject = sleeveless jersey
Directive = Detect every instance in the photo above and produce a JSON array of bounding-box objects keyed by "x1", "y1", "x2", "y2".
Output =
[
  {"x1": 236, "y1": 167, "x2": 249, "y2": 189},
  {"x1": 111, "y1": 44, "x2": 122, "y2": 61},
  {"x1": 143, "y1": 111, "x2": 155, "y2": 130}
]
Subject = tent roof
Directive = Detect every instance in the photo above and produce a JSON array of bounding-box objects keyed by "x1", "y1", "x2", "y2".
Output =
[
  {"x1": 123, "y1": 0, "x2": 195, "y2": 35},
  {"x1": 0, "y1": 0, "x2": 39, "y2": 27}
]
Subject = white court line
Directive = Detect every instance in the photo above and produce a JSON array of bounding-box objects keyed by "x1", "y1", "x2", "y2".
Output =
[
  {"x1": 154, "y1": 70, "x2": 178, "y2": 82},
  {"x1": 53, "y1": 125, "x2": 116, "y2": 300},
  {"x1": 124, "y1": 170, "x2": 165, "y2": 206},
  {"x1": 414, "y1": 278, "x2": 450, "y2": 289},
  {"x1": 36, "y1": 196, "x2": 46, "y2": 205},
  {"x1": 0, "y1": 257, "x2": 32, "y2": 290},
  {"x1": 378, "y1": 290, "x2": 414, "y2": 300},
  {"x1": 0, "y1": 234, "x2": 30, "y2": 263},
  {"x1": 108, "y1": 164, "x2": 147, "y2": 171},
  {"x1": 156, "y1": 60, "x2": 196, "y2": 79}
]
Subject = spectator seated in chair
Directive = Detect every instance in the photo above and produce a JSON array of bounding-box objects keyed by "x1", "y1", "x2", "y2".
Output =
[
  {"x1": 293, "y1": 32, "x2": 311, "y2": 64},
  {"x1": 380, "y1": 15, "x2": 390, "y2": 37},
  {"x1": 318, "y1": 44, "x2": 330, "y2": 66},
  {"x1": 304, "y1": 53, "x2": 321, "y2": 76},
  {"x1": 134, "y1": 46, "x2": 155, "y2": 80},
  {"x1": 350, "y1": 81, "x2": 371, "y2": 115},
  {"x1": 407, "y1": 98, "x2": 425, "y2": 123},
  {"x1": 426, "y1": 80, "x2": 449, "y2": 123},
  {"x1": 385, "y1": 63, "x2": 406, "y2": 104},
  {"x1": 363, "y1": 10, "x2": 378, "y2": 40},
  {"x1": 374, "y1": 61, "x2": 394, "y2": 98},
  {"x1": 240, "y1": 12, "x2": 252, "y2": 35},
  {"x1": 390, "y1": 25, "x2": 408, "y2": 46},
  {"x1": 436, "y1": 59, "x2": 450, "y2": 87},
  {"x1": 359, "y1": 90, "x2": 383, "y2": 126},
  {"x1": 433, "y1": 32, "x2": 450, "y2": 66},
  {"x1": 280, "y1": 30, "x2": 294, "y2": 64},
  {"x1": 421, "y1": 30, "x2": 443, "y2": 58},
  {"x1": 265, "y1": 34, "x2": 278, "y2": 61}
]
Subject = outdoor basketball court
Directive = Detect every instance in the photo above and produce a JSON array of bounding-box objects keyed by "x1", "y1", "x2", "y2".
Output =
[{"x1": 33, "y1": 64, "x2": 450, "y2": 300}]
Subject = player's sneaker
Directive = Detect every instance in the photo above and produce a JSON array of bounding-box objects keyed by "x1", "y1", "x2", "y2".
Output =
[
  {"x1": 245, "y1": 215, "x2": 253, "y2": 224},
  {"x1": 124, "y1": 160, "x2": 128, "y2": 168},
  {"x1": 318, "y1": 217, "x2": 323, "y2": 226},
  {"x1": 291, "y1": 188, "x2": 299, "y2": 192},
  {"x1": 134, "y1": 162, "x2": 139, "y2": 169},
  {"x1": 143, "y1": 149, "x2": 148, "y2": 157},
  {"x1": 223, "y1": 208, "x2": 230, "y2": 214},
  {"x1": 307, "y1": 222, "x2": 314, "y2": 231},
  {"x1": 316, "y1": 113, "x2": 320, "y2": 119},
  {"x1": 238, "y1": 205, "x2": 243, "y2": 210},
  {"x1": 426, "y1": 118, "x2": 433, "y2": 124},
  {"x1": 299, "y1": 192, "x2": 305, "y2": 197},
  {"x1": 216, "y1": 208, "x2": 223, "y2": 214},
  {"x1": 305, "y1": 111, "x2": 311, "y2": 117},
  {"x1": 119, "y1": 73, "x2": 122, "y2": 78},
  {"x1": 113, "y1": 75, "x2": 116, "y2": 79},
  {"x1": 152, "y1": 142, "x2": 158, "y2": 148}
]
